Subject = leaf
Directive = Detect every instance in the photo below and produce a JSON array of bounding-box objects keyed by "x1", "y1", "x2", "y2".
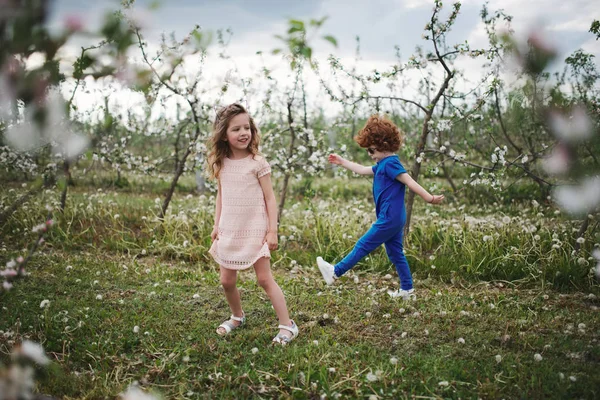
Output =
[
  {"x1": 289, "y1": 19, "x2": 305, "y2": 30},
  {"x1": 300, "y1": 46, "x2": 312, "y2": 60},
  {"x1": 322, "y1": 35, "x2": 337, "y2": 47},
  {"x1": 272, "y1": 48, "x2": 282, "y2": 55}
]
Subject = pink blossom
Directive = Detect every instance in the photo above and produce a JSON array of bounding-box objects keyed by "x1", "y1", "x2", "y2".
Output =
[{"x1": 65, "y1": 15, "x2": 84, "y2": 32}]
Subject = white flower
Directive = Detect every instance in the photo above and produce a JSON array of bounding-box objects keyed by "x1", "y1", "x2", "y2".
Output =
[
  {"x1": 96, "y1": 294, "x2": 103, "y2": 300},
  {"x1": 313, "y1": 340, "x2": 319, "y2": 346},
  {"x1": 120, "y1": 385, "x2": 161, "y2": 400},
  {"x1": 192, "y1": 294, "x2": 200, "y2": 299},
  {"x1": 365, "y1": 312, "x2": 372, "y2": 318},
  {"x1": 495, "y1": 354, "x2": 502, "y2": 364},
  {"x1": 366, "y1": 372, "x2": 378, "y2": 382},
  {"x1": 390, "y1": 357, "x2": 398, "y2": 365},
  {"x1": 40, "y1": 299, "x2": 50, "y2": 309},
  {"x1": 569, "y1": 375, "x2": 577, "y2": 382},
  {"x1": 133, "y1": 326, "x2": 140, "y2": 333},
  {"x1": 66, "y1": 265, "x2": 73, "y2": 271},
  {"x1": 534, "y1": 353, "x2": 543, "y2": 362},
  {"x1": 141, "y1": 249, "x2": 147, "y2": 255},
  {"x1": 251, "y1": 347, "x2": 259, "y2": 354},
  {"x1": 576, "y1": 237, "x2": 585, "y2": 244},
  {"x1": 457, "y1": 338, "x2": 465, "y2": 344},
  {"x1": 502, "y1": 216, "x2": 511, "y2": 224},
  {"x1": 182, "y1": 355, "x2": 190, "y2": 362},
  {"x1": 328, "y1": 367, "x2": 336, "y2": 373},
  {"x1": 438, "y1": 381, "x2": 449, "y2": 387}
]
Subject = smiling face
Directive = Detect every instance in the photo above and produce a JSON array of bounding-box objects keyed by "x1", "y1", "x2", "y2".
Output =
[{"x1": 225, "y1": 113, "x2": 252, "y2": 152}]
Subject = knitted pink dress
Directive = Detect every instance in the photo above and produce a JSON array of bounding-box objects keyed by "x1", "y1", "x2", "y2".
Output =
[{"x1": 209, "y1": 154, "x2": 272, "y2": 270}]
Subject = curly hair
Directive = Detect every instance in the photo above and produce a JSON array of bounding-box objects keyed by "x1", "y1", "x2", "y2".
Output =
[
  {"x1": 354, "y1": 114, "x2": 403, "y2": 152},
  {"x1": 207, "y1": 103, "x2": 260, "y2": 179}
]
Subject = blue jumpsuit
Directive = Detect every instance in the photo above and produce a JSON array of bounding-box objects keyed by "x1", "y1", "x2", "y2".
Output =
[{"x1": 333, "y1": 155, "x2": 413, "y2": 290}]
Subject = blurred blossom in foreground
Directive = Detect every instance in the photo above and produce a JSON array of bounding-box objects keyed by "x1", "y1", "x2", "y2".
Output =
[
  {"x1": 4, "y1": 91, "x2": 89, "y2": 161},
  {"x1": 553, "y1": 176, "x2": 600, "y2": 215},
  {"x1": 0, "y1": 74, "x2": 14, "y2": 120},
  {"x1": 16, "y1": 340, "x2": 50, "y2": 365},
  {"x1": 542, "y1": 144, "x2": 570, "y2": 175},
  {"x1": 548, "y1": 106, "x2": 593, "y2": 143}
]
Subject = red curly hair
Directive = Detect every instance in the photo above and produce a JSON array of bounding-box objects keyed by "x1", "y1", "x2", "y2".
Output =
[{"x1": 354, "y1": 115, "x2": 403, "y2": 152}]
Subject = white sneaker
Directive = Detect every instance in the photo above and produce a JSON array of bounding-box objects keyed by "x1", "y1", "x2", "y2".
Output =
[
  {"x1": 316, "y1": 257, "x2": 335, "y2": 285},
  {"x1": 387, "y1": 288, "x2": 416, "y2": 301}
]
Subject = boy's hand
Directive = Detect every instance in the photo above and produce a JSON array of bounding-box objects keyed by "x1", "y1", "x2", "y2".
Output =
[
  {"x1": 211, "y1": 226, "x2": 219, "y2": 242},
  {"x1": 265, "y1": 231, "x2": 278, "y2": 251},
  {"x1": 429, "y1": 194, "x2": 445, "y2": 204},
  {"x1": 328, "y1": 154, "x2": 345, "y2": 165}
]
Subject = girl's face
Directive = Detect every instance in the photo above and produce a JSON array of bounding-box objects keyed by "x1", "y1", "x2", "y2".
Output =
[{"x1": 225, "y1": 113, "x2": 252, "y2": 152}]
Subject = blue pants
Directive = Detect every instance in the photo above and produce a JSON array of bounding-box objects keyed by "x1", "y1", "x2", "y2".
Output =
[{"x1": 334, "y1": 216, "x2": 413, "y2": 290}]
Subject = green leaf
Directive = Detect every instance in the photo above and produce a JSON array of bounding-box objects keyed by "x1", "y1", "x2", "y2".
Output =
[
  {"x1": 272, "y1": 48, "x2": 282, "y2": 55},
  {"x1": 322, "y1": 35, "x2": 338, "y2": 47},
  {"x1": 289, "y1": 19, "x2": 305, "y2": 30},
  {"x1": 300, "y1": 46, "x2": 312, "y2": 60}
]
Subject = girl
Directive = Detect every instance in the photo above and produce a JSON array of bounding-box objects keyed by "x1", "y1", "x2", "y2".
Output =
[
  {"x1": 207, "y1": 103, "x2": 298, "y2": 345},
  {"x1": 316, "y1": 115, "x2": 444, "y2": 300}
]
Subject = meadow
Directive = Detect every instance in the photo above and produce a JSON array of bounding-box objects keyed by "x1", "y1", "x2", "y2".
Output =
[{"x1": 1, "y1": 173, "x2": 599, "y2": 399}]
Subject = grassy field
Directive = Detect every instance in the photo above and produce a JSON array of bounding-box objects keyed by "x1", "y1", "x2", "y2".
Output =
[{"x1": 1, "y1": 175, "x2": 599, "y2": 399}]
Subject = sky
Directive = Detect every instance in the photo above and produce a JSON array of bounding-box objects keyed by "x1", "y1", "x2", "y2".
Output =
[{"x1": 45, "y1": 0, "x2": 600, "y2": 121}]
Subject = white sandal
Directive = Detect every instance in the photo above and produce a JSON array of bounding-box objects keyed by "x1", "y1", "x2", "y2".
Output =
[
  {"x1": 216, "y1": 312, "x2": 246, "y2": 336},
  {"x1": 272, "y1": 320, "x2": 299, "y2": 345}
]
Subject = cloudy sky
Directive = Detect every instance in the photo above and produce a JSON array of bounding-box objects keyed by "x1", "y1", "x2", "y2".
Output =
[{"x1": 47, "y1": 0, "x2": 600, "y2": 118}]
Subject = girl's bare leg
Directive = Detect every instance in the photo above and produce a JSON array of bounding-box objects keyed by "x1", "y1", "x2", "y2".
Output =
[
  {"x1": 254, "y1": 257, "x2": 293, "y2": 337},
  {"x1": 217, "y1": 266, "x2": 243, "y2": 334}
]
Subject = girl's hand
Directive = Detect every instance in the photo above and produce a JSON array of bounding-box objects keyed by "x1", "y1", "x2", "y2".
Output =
[
  {"x1": 328, "y1": 153, "x2": 345, "y2": 165},
  {"x1": 264, "y1": 231, "x2": 278, "y2": 251},
  {"x1": 429, "y1": 194, "x2": 445, "y2": 204},
  {"x1": 210, "y1": 226, "x2": 219, "y2": 242}
]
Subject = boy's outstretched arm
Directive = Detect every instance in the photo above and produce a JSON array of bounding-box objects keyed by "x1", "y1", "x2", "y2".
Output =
[
  {"x1": 397, "y1": 173, "x2": 444, "y2": 204},
  {"x1": 328, "y1": 154, "x2": 373, "y2": 176}
]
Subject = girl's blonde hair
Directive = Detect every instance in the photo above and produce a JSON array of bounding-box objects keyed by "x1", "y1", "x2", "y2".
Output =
[{"x1": 207, "y1": 103, "x2": 260, "y2": 179}]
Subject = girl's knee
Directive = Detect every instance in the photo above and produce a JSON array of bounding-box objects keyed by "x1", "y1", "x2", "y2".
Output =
[
  {"x1": 257, "y1": 276, "x2": 274, "y2": 290},
  {"x1": 220, "y1": 277, "x2": 237, "y2": 291}
]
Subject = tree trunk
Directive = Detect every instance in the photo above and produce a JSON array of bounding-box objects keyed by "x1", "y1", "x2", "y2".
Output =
[
  {"x1": 277, "y1": 101, "x2": 297, "y2": 222},
  {"x1": 404, "y1": 113, "x2": 432, "y2": 237}
]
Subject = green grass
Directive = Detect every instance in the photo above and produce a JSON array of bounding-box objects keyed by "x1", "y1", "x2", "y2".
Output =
[{"x1": 1, "y1": 176, "x2": 599, "y2": 399}]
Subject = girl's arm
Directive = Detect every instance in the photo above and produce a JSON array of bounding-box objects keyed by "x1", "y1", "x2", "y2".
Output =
[
  {"x1": 258, "y1": 173, "x2": 278, "y2": 250},
  {"x1": 211, "y1": 180, "x2": 222, "y2": 241},
  {"x1": 397, "y1": 173, "x2": 444, "y2": 204},
  {"x1": 329, "y1": 154, "x2": 374, "y2": 176}
]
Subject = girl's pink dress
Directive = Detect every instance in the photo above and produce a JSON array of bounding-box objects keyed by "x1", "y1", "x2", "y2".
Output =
[{"x1": 209, "y1": 154, "x2": 272, "y2": 270}]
